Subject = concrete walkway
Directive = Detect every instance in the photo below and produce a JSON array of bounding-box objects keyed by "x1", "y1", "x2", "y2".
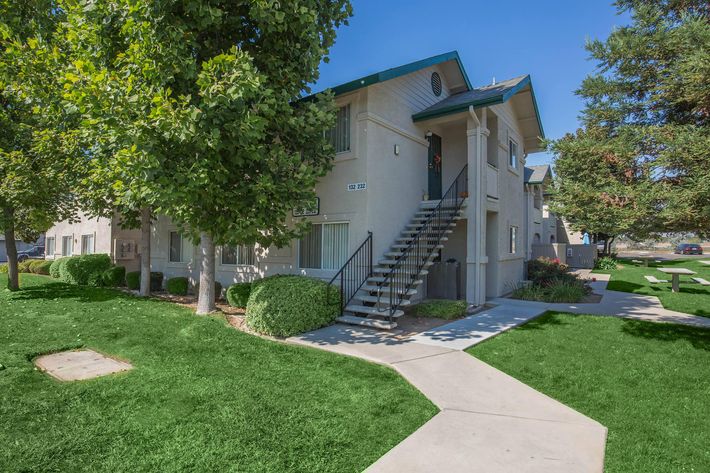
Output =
[
  {"x1": 490, "y1": 274, "x2": 710, "y2": 330},
  {"x1": 288, "y1": 324, "x2": 607, "y2": 472}
]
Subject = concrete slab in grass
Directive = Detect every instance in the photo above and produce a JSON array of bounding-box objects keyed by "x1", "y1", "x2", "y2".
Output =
[{"x1": 35, "y1": 349, "x2": 132, "y2": 381}]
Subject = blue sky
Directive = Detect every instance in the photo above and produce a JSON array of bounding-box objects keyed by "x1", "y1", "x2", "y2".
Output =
[{"x1": 313, "y1": 0, "x2": 631, "y2": 166}]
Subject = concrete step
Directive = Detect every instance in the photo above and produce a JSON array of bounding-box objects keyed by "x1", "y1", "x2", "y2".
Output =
[
  {"x1": 362, "y1": 284, "x2": 418, "y2": 296},
  {"x1": 401, "y1": 229, "x2": 453, "y2": 235},
  {"x1": 395, "y1": 236, "x2": 448, "y2": 243},
  {"x1": 355, "y1": 294, "x2": 413, "y2": 306},
  {"x1": 406, "y1": 222, "x2": 456, "y2": 229},
  {"x1": 392, "y1": 243, "x2": 444, "y2": 250},
  {"x1": 336, "y1": 315, "x2": 397, "y2": 330},
  {"x1": 378, "y1": 259, "x2": 435, "y2": 266},
  {"x1": 373, "y1": 267, "x2": 430, "y2": 277},
  {"x1": 383, "y1": 251, "x2": 440, "y2": 259},
  {"x1": 345, "y1": 304, "x2": 405, "y2": 319},
  {"x1": 367, "y1": 275, "x2": 425, "y2": 284}
]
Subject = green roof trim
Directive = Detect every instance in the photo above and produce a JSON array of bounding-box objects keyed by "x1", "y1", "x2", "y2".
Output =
[
  {"x1": 412, "y1": 75, "x2": 545, "y2": 139},
  {"x1": 304, "y1": 51, "x2": 472, "y2": 100}
]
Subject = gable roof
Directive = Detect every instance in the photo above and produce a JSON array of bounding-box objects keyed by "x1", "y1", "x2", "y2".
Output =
[
  {"x1": 524, "y1": 165, "x2": 551, "y2": 184},
  {"x1": 412, "y1": 75, "x2": 544, "y2": 137},
  {"x1": 307, "y1": 51, "x2": 472, "y2": 99}
]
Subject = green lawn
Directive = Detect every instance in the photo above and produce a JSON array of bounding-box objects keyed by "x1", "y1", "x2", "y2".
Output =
[
  {"x1": 594, "y1": 258, "x2": 710, "y2": 317},
  {"x1": 468, "y1": 312, "x2": 710, "y2": 473},
  {"x1": 0, "y1": 274, "x2": 437, "y2": 472}
]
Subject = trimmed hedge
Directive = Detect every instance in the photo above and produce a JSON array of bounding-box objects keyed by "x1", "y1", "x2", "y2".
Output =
[
  {"x1": 18, "y1": 260, "x2": 34, "y2": 273},
  {"x1": 31, "y1": 260, "x2": 53, "y2": 275},
  {"x1": 226, "y1": 282, "x2": 251, "y2": 308},
  {"x1": 60, "y1": 254, "x2": 112, "y2": 286},
  {"x1": 49, "y1": 258, "x2": 68, "y2": 278},
  {"x1": 126, "y1": 271, "x2": 140, "y2": 290},
  {"x1": 102, "y1": 266, "x2": 126, "y2": 287},
  {"x1": 0, "y1": 263, "x2": 7, "y2": 274},
  {"x1": 246, "y1": 275, "x2": 340, "y2": 337},
  {"x1": 125, "y1": 271, "x2": 164, "y2": 291},
  {"x1": 166, "y1": 277, "x2": 189, "y2": 295}
]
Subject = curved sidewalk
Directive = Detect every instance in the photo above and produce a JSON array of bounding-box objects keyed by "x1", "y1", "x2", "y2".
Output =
[{"x1": 288, "y1": 324, "x2": 607, "y2": 473}]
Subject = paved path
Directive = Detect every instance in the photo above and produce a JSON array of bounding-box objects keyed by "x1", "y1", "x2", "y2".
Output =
[
  {"x1": 288, "y1": 324, "x2": 607, "y2": 473},
  {"x1": 489, "y1": 274, "x2": 710, "y2": 330}
]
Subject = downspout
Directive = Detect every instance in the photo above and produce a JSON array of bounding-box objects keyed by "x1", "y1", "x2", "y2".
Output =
[{"x1": 468, "y1": 106, "x2": 484, "y2": 305}]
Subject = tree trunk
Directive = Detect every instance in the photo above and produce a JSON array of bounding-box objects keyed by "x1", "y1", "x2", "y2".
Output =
[
  {"x1": 139, "y1": 207, "x2": 151, "y2": 297},
  {"x1": 196, "y1": 232, "x2": 216, "y2": 314},
  {"x1": 3, "y1": 207, "x2": 19, "y2": 291}
]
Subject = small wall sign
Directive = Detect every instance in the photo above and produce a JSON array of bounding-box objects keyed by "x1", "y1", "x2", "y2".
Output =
[
  {"x1": 347, "y1": 182, "x2": 367, "y2": 192},
  {"x1": 293, "y1": 197, "x2": 320, "y2": 217}
]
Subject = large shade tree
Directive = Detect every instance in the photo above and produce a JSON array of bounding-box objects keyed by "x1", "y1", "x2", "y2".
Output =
[
  {"x1": 0, "y1": 1, "x2": 81, "y2": 290},
  {"x1": 63, "y1": 0, "x2": 352, "y2": 312},
  {"x1": 550, "y1": 0, "x2": 710, "y2": 243}
]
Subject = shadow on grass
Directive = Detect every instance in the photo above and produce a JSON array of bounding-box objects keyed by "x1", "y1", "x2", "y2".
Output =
[
  {"x1": 621, "y1": 319, "x2": 710, "y2": 351},
  {"x1": 514, "y1": 312, "x2": 570, "y2": 331},
  {"x1": 11, "y1": 281, "x2": 127, "y2": 303}
]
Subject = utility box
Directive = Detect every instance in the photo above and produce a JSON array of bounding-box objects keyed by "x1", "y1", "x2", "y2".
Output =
[{"x1": 426, "y1": 261, "x2": 461, "y2": 300}]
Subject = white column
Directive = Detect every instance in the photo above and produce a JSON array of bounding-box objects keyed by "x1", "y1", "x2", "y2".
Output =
[{"x1": 465, "y1": 108, "x2": 488, "y2": 306}]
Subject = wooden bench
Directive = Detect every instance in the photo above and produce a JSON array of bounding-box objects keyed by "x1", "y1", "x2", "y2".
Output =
[
  {"x1": 644, "y1": 275, "x2": 668, "y2": 284},
  {"x1": 691, "y1": 277, "x2": 710, "y2": 286}
]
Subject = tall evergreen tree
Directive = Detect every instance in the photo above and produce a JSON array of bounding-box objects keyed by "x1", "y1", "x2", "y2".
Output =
[{"x1": 550, "y1": 0, "x2": 710, "y2": 240}]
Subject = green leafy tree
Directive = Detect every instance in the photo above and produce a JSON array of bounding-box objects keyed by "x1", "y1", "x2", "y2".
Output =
[
  {"x1": 0, "y1": 1, "x2": 81, "y2": 290},
  {"x1": 550, "y1": 0, "x2": 710, "y2": 242},
  {"x1": 62, "y1": 1, "x2": 352, "y2": 312}
]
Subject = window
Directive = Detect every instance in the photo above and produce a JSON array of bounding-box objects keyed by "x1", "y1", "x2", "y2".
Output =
[
  {"x1": 81, "y1": 234, "x2": 94, "y2": 254},
  {"x1": 221, "y1": 245, "x2": 255, "y2": 266},
  {"x1": 509, "y1": 139, "x2": 519, "y2": 169},
  {"x1": 169, "y1": 231, "x2": 191, "y2": 263},
  {"x1": 61, "y1": 236, "x2": 73, "y2": 256},
  {"x1": 46, "y1": 237, "x2": 55, "y2": 256},
  {"x1": 326, "y1": 104, "x2": 350, "y2": 153},
  {"x1": 509, "y1": 226, "x2": 518, "y2": 254},
  {"x1": 299, "y1": 222, "x2": 349, "y2": 270}
]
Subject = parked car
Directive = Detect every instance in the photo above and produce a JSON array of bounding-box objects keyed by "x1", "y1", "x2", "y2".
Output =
[
  {"x1": 674, "y1": 243, "x2": 703, "y2": 255},
  {"x1": 17, "y1": 246, "x2": 45, "y2": 262}
]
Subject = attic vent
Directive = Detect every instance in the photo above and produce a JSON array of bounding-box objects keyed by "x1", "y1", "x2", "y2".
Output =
[{"x1": 431, "y1": 72, "x2": 442, "y2": 97}]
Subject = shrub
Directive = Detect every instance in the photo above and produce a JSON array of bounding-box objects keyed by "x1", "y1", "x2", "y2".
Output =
[
  {"x1": 126, "y1": 271, "x2": 141, "y2": 290},
  {"x1": 31, "y1": 260, "x2": 53, "y2": 275},
  {"x1": 0, "y1": 263, "x2": 7, "y2": 274},
  {"x1": 226, "y1": 282, "x2": 252, "y2": 308},
  {"x1": 49, "y1": 257, "x2": 68, "y2": 279},
  {"x1": 60, "y1": 254, "x2": 112, "y2": 286},
  {"x1": 194, "y1": 280, "x2": 223, "y2": 299},
  {"x1": 413, "y1": 299, "x2": 468, "y2": 320},
  {"x1": 124, "y1": 271, "x2": 164, "y2": 291},
  {"x1": 102, "y1": 266, "x2": 126, "y2": 287},
  {"x1": 166, "y1": 277, "x2": 189, "y2": 295},
  {"x1": 511, "y1": 284, "x2": 547, "y2": 301},
  {"x1": 527, "y1": 257, "x2": 574, "y2": 286},
  {"x1": 595, "y1": 256, "x2": 618, "y2": 271},
  {"x1": 545, "y1": 280, "x2": 588, "y2": 303},
  {"x1": 246, "y1": 275, "x2": 340, "y2": 337},
  {"x1": 18, "y1": 260, "x2": 34, "y2": 273}
]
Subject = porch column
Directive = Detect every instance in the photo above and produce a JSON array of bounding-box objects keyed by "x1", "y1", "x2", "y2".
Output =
[{"x1": 465, "y1": 107, "x2": 487, "y2": 306}]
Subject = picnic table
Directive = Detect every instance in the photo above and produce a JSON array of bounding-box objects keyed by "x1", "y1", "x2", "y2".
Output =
[{"x1": 657, "y1": 267, "x2": 696, "y2": 293}]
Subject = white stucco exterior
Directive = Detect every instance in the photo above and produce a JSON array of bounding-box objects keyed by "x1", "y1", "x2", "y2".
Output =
[{"x1": 45, "y1": 52, "x2": 547, "y2": 301}]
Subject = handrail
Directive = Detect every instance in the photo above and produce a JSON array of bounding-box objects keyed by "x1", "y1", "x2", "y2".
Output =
[
  {"x1": 327, "y1": 231, "x2": 373, "y2": 314},
  {"x1": 377, "y1": 165, "x2": 468, "y2": 322}
]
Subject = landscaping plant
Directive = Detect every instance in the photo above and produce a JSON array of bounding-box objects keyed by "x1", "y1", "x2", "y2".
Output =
[
  {"x1": 226, "y1": 282, "x2": 252, "y2": 309},
  {"x1": 412, "y1": 299, "x2": 468, "y2": 320},
  {"x1": 246, "y1": 275, "x2": 341, "y2": 337},
  {"x1": 59, "y1": 254, "x2": 112, "y2": 286},
  {"x1": 513, "y1": 257, "x2": 591, "y2": 303},
  {"x1": 125, "y1": 271, "x2": 140, "y2": 291},
  {"x1": 594, "y1": 256, "x2": 618, "y2": 271},
  {"x1": 101, "y1": 266, "x2": 126, "y2": 287},
  {"x1": 166, "y1": 277, "x2": 189, "y2": 296}
]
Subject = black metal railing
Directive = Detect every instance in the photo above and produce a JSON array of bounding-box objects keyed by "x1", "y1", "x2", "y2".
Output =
[
  {"x1": 327, "y1": 231, "x2": 373, "y2": 315},
  {"x1": 377, "y1": 165, "x2": 468, "y2": 321}
]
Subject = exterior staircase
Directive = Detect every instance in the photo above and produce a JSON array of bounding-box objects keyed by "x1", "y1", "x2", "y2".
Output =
[{"x1": 331, "y1": 165, "x2": 468, "y2": 330}]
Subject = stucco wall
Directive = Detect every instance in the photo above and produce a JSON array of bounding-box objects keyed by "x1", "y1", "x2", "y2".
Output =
[{"x1": 45, "y1": 213, "x2": 113, "y2": 258}]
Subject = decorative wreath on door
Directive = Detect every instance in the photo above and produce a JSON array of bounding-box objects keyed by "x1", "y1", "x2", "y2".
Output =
[{"x1": 433, "y1": 153, "x2": 442, "y2": 173}]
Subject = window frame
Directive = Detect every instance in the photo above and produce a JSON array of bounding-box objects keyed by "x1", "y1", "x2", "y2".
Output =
[
  {"x1": 61, "y1": 235, "x2": 73, "y2": 256},
  {"x1": 169, "y1": 231, "x2": 186, "y2": 263},
  {"x1": 81, "y1": 234, "x2": 95, "y2": 255},
  {"x1": 220, "y1": 244, "x2": 256, "y2": 267},
  {"x1": 509, "y1": 226, "x2": 518, "y2": 254},
  {"x1": 298, "y1": 221, "x2": 350, "y2": 271},
  {"x1": 327, "y1": 104, "x2": 351, "y2": 155},
  {"x1": 46, "y1": 237, "x2": 55, "y2": 257},
  {"x1": 508, "y1": 138, "x2": 519, "y2": 170}
]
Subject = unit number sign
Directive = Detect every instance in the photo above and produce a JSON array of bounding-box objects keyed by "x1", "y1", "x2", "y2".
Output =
[{"x1": 347, "y1": 182, "x2": 367, "y2": 191}]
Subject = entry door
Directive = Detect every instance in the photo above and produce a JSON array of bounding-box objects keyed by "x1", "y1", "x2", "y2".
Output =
[{"x1": 427, "y1": 134, "x2": 443, "y2": 200}]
